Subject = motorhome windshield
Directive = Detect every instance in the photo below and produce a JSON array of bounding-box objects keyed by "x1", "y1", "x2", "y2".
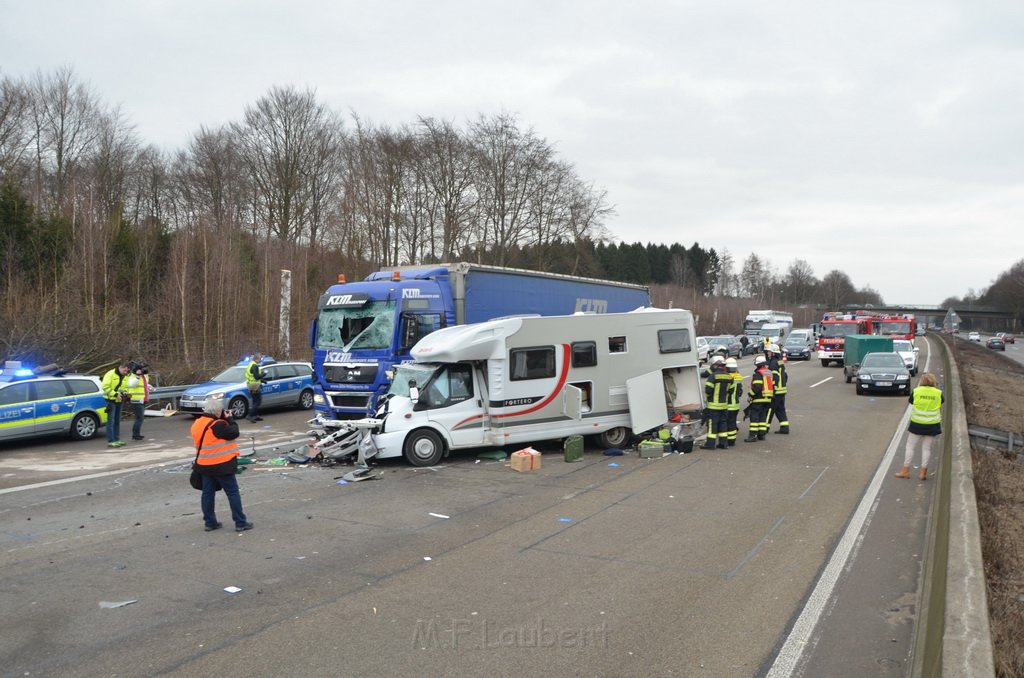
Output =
[
  {"x1": 389, "y1": 363, "x2": 441, "y2": 397},
  {"x1": 316, "y1": 301, "x2": 396, "y2": 350}
]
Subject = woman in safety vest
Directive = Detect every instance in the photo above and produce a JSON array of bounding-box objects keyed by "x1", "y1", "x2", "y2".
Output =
[
  {"x1": 191, "y1": 396, "x2": 253, "y2": 531},
  {"x1": 895, "y1": 372, "x2": 943, "y2": 481}
]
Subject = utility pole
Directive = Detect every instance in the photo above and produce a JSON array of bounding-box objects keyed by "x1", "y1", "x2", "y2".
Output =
[{"x1": 280, "y1": 270, "x2": 292, "y2": 358}]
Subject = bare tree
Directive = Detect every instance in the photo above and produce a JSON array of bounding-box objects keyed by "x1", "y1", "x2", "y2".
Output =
[
  {"x1": 0, "y1": 73, "x2": 32, "y2": 177},
  {"x1": 819, "y1": 269, "x2": 856, "y2": 309},
  {"x1": 414, "y1": 117, "x2": 476, "y2": 261},
  {"x1": 469, "y1": 112, "x2": 549, "y2": 265},
  {"x1": 29, "y1": 67, "x2": 102, "y2": 212},
  {"x1": 782, "y1": 258, "x2": 817, "y2": 305}
]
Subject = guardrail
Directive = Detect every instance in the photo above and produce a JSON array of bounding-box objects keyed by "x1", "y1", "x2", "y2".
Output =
[{"x1": 147, "y1": 385, "x2": 198, "y2": 408}]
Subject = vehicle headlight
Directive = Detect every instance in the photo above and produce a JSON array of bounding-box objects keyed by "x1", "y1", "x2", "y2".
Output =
[
  {"x1": 896, "y1": 375, "x2": 909, "y2": 381},
  {"x1": 313, "y1": 393, "x2": 325, "y2": 404},
  {"x1": 859, "y1": 374, "x2": 870, "y2": 381},
  {"x1": 209, "y1": 391, "x2": 226, "y2": 399}
]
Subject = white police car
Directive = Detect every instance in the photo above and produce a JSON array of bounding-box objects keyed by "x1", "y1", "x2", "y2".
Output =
[
  {"x1": 0, "y1": 362, "x2": 108, "y2": 442},
  {"x1": 178, "y1": 357, "x2": 315, "y2": 419}
]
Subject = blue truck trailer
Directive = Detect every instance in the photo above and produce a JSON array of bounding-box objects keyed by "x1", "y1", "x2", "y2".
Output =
[{"x1": 309, "y1": 262, "x2": 650, "y2": 418}]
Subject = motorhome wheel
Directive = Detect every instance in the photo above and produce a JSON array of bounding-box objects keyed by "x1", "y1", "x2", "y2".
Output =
[
  {"x1": 403, "y1": 429, "x2": 445, "y2": 467},
  {"x1": 597, "y1": 427, "x2": 631, "y2": 449}
]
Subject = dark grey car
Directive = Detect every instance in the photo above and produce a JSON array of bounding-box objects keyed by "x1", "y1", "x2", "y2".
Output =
[
  {"x1": 707, "y1": 335, "x2": 743, "y2": 359},
  {"x1": 852, "y1": 352, "x2": 912, "y2": 396}
]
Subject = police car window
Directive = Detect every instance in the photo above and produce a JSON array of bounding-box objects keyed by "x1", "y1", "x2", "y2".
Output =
[
  {"x1": 276, "y1": 365, "x2": 298, "y2": 378},
  {"x1": 0, "y1": 383, "x2": 31, "y2": 406},
  {"x1": 67, "y1": 379, "x2": 100, "y2": 395},
  {"x1": 263, "y1": 367, "x2": 280, "y2": 381},
  {"x1": 295, "y1": 364, "x2": 313, "y2": 377},
  {"x1": 35, "y1": 380, "x2": 70, "y2": 400}
]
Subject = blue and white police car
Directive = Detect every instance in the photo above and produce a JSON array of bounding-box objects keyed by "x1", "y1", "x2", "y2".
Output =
[
  {"x1": 0, "y1": 362, "x2": 108, "y2": 442},
  {"x1": 178, "y1": 357, "x2": 315, "y2": 419}
]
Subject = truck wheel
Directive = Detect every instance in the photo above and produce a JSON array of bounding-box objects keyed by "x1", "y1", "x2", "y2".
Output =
[
  {"x1": 820, "y1": 359, "x2": 830, "y2": 367},
  {"x1": 229, "y1": 396, "x2": 249, "y2": 419},
  {"x1": 70, "y1": 412, "x2": 100, "y2": 440},
  {"x1": 403, "y1": 429, "x2": 445, "y2": 467},
  {"x1": 598, "y1": 427, "x2": 631, "y2": 449},
  {"x1": 297, "y1": 389, "x2": 315, "y2": 410}
]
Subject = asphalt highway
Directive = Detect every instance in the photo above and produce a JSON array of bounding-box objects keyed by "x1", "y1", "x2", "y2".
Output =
[{"x1": 0, "y1": 343, "x2": 944, "y2": 677}]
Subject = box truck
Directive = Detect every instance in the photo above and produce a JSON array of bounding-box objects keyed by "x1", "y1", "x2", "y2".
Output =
[{"x1": 310, "y1": 263, "x2": 650, "y2": 418}]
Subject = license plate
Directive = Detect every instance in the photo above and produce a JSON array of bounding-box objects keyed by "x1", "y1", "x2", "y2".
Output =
[{"x1": 877, "y1": 381, "x2": 892, "y2": 387}]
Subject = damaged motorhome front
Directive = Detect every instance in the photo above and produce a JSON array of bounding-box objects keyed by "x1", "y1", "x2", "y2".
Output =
[{"x1": 323, "y1": 307, "x2": 703, "y2": 467}]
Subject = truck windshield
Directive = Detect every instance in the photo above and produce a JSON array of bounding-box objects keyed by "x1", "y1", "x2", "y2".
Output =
[
  {"x1": 823, "y1": 323, "x2": 860, "y2": 338},
  {"x1": 316, "y1": 301, "x2": 397, "y2": 350},
  {"x1": 876, "y1": 321, "x2": 912, "y2": 336},
  {"x1": 389, "y1": 363, "x2": 441, "y2": 397}
]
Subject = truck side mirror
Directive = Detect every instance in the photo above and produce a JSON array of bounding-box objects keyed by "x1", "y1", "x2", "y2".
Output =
[{"x1": 408, "y1": 380, "x2": 419, "y2": 403}]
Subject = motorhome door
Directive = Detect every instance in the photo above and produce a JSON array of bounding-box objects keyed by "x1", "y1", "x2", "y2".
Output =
[{"x1": 625, "y1": 370, "x2": 669, "y2": 434}]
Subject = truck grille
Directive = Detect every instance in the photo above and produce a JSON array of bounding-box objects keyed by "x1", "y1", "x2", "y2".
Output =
[
  {"x1": 324, "y1": 363, "x2": 378, "y2": 385},
  {"x1": 329, "y1": 392, "x2": 372, "y2": 409}
]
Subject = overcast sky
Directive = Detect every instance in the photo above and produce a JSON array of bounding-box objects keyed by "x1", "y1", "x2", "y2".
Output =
[{"x1": 3, "y1": 0, "x2": 1023, "y2": 305}]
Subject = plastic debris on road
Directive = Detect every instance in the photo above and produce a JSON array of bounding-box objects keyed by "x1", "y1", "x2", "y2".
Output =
[
  {"x1": 223, "y1": 586, "x2": 242, "y2": 594},
  {"x1": 608, "y1": 462, "x2": 620, "y2": 467},
  {"x1": 558, "y1": 518, "x2": 572, "y2": 522},
  {"x1": 476, "y1": 450, "x2": 507, "y2": 460},
  {"x1": 428, "y1": 513, "x2": 450, "y2": 519},
  {"x1": 99, "y1": 600, "x2": 137, "y2": 609},
  {"x1": 603, "y1": 448, "x2": 624, "y2": 456}
]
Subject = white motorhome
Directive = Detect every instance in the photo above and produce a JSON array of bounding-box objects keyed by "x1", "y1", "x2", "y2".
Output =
[{"x1": 361, "y1": 308, "x2": 704, "y2": 466}]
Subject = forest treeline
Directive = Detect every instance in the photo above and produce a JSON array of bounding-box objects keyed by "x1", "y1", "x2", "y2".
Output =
[{"x1": 1, "y1": 68, "x2": 1020, "y2": 382}]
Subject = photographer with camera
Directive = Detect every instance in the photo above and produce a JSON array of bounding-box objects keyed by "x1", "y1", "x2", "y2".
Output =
[
  {"x1": 101, "y1": 361, "x2": 132, "y2": 447},
  {"x1": 126, "y1": 362, "x2": 150, "y2": 441}
]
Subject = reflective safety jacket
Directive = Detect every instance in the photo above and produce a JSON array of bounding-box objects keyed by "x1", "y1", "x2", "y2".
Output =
[
  {"x1": 909, "y1": 385, "x2": 943, "y2": 427},
  {"x1": 704, "y1": 369, "x2": 732, "y2": 410},
  {"x1": 101, "y1": 368, "x2": 128, "y2": 402},
  {"x1": 126, "y1": 373, "x2": 148, "y2": 403},
  {"x1": 246, "y1": 361, "x2": 262, "y2": 390},
  {"x1": 749, "y1": 367, "x2": 774, "y2": 403},
  {"x1": 727, "y1": 371, "x2": 743, "y2": 411},
  {"x1": 191, "y1": 414, "x2": 241, "y2": 475},
  {"x1": 769, "y1": 357, "x2": 788, "y2": 395}
]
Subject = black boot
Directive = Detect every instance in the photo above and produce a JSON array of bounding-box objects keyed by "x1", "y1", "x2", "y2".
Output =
[
  {"x1": 744, "y1": 434, "x2": 758, "y2": 443},
  {"x1": 757, "y1": 433, "x2": 766, "y2": 440},
  {"x1": 776, "y1": 428, "x2": 789, "y2": 434},
  {"x1": 701, "y1": 440, "x2": 716, "y2": 450},
  {"x1": 727, "y1": 439, "x2": 736, "y2": 447},
  {"x1": 717, "y1": 441, "x2": 728, "y2": 449}
]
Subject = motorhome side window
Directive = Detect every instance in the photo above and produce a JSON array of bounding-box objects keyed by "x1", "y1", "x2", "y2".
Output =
[
  {"x1": 609, "y1": 336, "x2": 627, "y2": 353},
  {"x1": 657, "y1": 328, "x2": 691, "y2": 353},
  {"x1": 571, "y1": 341, "x2": 597, "y2": 367},
  {"x1": 510, "y1": 347, "x2": 556, "y2": 381}
]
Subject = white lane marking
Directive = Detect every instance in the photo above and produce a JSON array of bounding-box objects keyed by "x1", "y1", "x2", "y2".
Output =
[
  {"x1": 0, "y1": 458, "x2": 192, "y2": 495},
  {"x1": 809, "y1": 377, "x2": 832, "y2": 388},
  {"x1": 766, "y1": 403, "x2": 912, "y2": 676}
]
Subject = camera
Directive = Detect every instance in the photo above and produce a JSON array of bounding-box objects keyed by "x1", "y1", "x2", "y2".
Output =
[{"x1": 129, "y1": 360, "x2": 149, "y2": 375}]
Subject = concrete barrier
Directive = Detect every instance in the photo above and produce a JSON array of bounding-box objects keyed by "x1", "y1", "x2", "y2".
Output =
[{"x1": 911, "y1": 335, "x2": 995, "y2": 676}]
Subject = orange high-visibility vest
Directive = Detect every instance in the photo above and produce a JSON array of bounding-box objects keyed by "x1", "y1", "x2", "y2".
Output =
[{"x1": 191, "y1": 417, "x2": 240, "y2": 466}]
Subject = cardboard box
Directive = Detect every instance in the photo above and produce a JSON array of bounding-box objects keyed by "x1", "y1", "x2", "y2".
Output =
[{"x1": 510, "y1": 447, "x2": 542, "y2": 472}]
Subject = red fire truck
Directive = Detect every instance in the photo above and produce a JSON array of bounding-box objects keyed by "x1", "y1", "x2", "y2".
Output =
[
  {"x1": 871, "y1": 313, "x2": 917, "y2": 341},
  {"x1": 817, "y1": 311, "x2": 917, "y2": 366},
  {"x1": 817, "y1": 312, "x2": 874, "y2": 366}
]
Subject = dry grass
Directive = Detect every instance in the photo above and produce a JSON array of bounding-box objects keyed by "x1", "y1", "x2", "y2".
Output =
[{"x1": 954, "y1": 331, "x2": 1024, "y2": 677}]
